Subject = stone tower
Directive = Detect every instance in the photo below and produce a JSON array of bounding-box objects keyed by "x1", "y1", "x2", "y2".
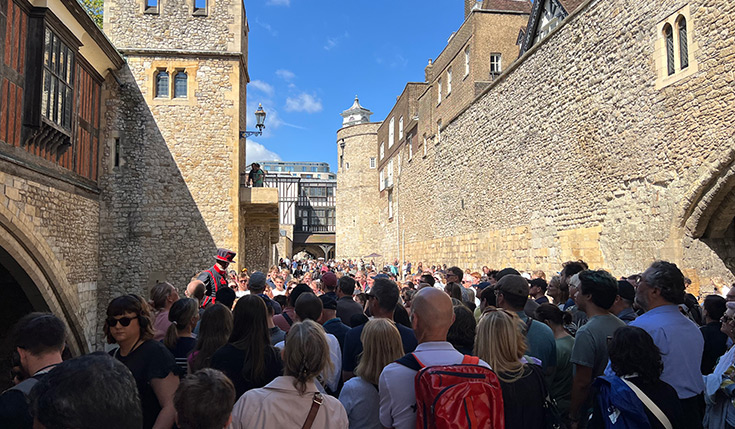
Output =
[
  {"x1": 102, "y1": 0, "x2": 249, "y2": 267},
  {"x1": 336, "y1": 97, "x2": 381, "y2": 260}
]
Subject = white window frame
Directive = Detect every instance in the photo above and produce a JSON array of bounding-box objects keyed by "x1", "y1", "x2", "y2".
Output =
[
  {"x1": 437, "y1": 120, "x2": 442, "y2": 142},
  {"x1": 465, "y1": 46, "x2": 470, "y2": 76},
  {"x1": 369, "y1": 157, "x2": 376, "y2": 169},
  {"x1": 398, "y1": 116, "x2": 404, "y2": 140},
  {"x1": 380, "y1": 142, "x2": 385, "y2": 160},
  {"x1": 388, "y1": 190, "x2": 393, "y2": 219},
  {"x1": 490, "y1": 53, "x2": 502, "y2": 74},
  {"x1": 447, "y1": 67, "x2": 452, "y2": 94},
  {"x1": 387, "y1": 159, "x2": 394, "y2": 187},
  {"x1": 437, "y1": 79, "x2": 442, "y2": 105},
  {"x1": 408, "y1": 136, "x2": 413, "y2": 160},
  {"x1": 379, "y1": 169, "x2": 385, "y2": 191},
  {"x1": 423, "y1": 137, "x2": 427, "y2": 157},
  {"x1": 388, "y1": 118, "x2": 395, "y2": 148}
]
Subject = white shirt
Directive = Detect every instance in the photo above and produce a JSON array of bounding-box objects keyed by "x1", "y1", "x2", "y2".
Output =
[
  {"x1": 378, "y1": 341, "x2": 490, "y2": 429},
  {"x1": 272, "y1": 288, "x2": 287, "y2": 296},
  {"x1": 339, "y1": 376, "x2": 382, "y2": 429},
  {"x1": 275, "y1": 332, "x2": 342, "y2": 393}
]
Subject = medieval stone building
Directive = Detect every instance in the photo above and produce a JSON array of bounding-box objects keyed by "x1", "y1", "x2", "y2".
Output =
[
  {"x1": 336, "y1": 0, "x2": 735, "y2": 293},
  {"x1": 0, "y1": 0, "x2": 277, "y2": 377}
]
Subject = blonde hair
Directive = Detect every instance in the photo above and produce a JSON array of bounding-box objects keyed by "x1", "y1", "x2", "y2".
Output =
[
  {"x1": 283, "y1": 320, "x2": 332, "y2": 395},
  {"x1": 355, "y1": 319, "x2": 404, "y2": 385},
  {"x1": 474, "y1": 308, "x2": 527, "y2": 383}
]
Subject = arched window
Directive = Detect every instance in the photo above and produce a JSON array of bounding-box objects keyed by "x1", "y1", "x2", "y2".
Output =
[
  {"x1": 678, "y1": 17, "x2": 689, "y2": 69},
  {"x1": 174, "y1": 71, "x2": 187, "y2": 98},
  {"x1": 664, "y1": 24, "x2": 675, "y2": 76},
  {"x1": 155, "y1": 70, "x2": 169, "y2": 98}
]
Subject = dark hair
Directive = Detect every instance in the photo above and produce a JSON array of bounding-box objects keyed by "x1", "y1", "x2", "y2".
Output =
[
  {"x1": 295, "y1": 292, "x2": 322, "y2": 321},
  {"x1": 104, "y1": 295, "x2": 155, "y2": 344},
  {"x1": 608, "y1": 326, "x2": 663, "y2": 384},
  {"x1": 190, "y1": 304, "x2": 233, "y2": 372},
  {"x1": 704, "y1": 295, "x2": 726, "y2": 321},
  {"x1": 447, "y1": 305, "x2": 475, "y2": 353},
  {"x1": 164, "y1": 298, "x2": 199, "y2": 350},
  {"x1": 644, "y1": 261, "x2": 686, "y2": 305},
  {"x1": 420, "y1": 274, "x2": 435, "y2": 286},
  {"x1": 534, "y1": 303, "x2": 572, "y2": 326},
  {"x1": 229, "y1": 296, "x2": 273, "y2": 384},
  {"x1": 289, "y1": 284, "x2": 313, "y2": 307},
  {"x1": 372, "y1": 278, "x2": 400, "y2": 313},
  {"x1": 444, "y1": 282, "x2": 463, "y2": 301},
  {"x1": 448, "y1": 266, "x2": 464, "y2": 280},
  {"x1": 578, "y1": 270, "x2": 618, "y2": 310},
  {"x1": 497, "y1": 287, "x2": 527, "y2": 310},
  {"x1": 174, "y1": 369, "x2": 235, "y2": 429},
  {"x1": 561, "y1": 260, "x2": 588, "y2": 278},
  {"x1": 494, "y1": 268, "x2": 520, "y2": 281},
  {"x1": 393, "y1": 304, "x2": 411, "y2": 328},
  {"x1": 480, "y1": 286, "x2": 497, "y2": 307},
  {"x1": 215, "y1": 287, "x2": 236, "y2": 310},
  {"x1": 338, "y1": 276, "x2": 356, "y2": 295},
  {"x1": 29, "y1": 353, "x2": 142, "y2": 429},
  {"x1": 12, "y1": 313, "x2": 66, "y2": 356},
  {"x1": 529, "y1": 278, "x2": 548, "y2": 292},
  {"x1": 273, "y1": 295, "x2": 288, "y2": 308}
]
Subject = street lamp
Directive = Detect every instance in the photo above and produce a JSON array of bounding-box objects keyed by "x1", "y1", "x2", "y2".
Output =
[{"x1": 240, "y1": 104, "x2": 267, "y2": 138}]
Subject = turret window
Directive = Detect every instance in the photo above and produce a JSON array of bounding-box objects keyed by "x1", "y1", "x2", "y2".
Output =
[{"x1": 655, "y1": 6, "x2": 698, "y2": 90}]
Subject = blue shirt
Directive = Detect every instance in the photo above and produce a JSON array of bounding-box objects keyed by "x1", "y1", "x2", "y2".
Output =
[
  {"x1": 630, "y1": 305, "x2": 704, "y2": 399},
  {"x1": 323, "y1": 318, "x2": 351, "y2": 351},
  {"x1": 342, "y1": 321, "x2": 417, "y2": 372},
  {"x1": 517, "y1": 311, "x2": 557, "y2": 370}
]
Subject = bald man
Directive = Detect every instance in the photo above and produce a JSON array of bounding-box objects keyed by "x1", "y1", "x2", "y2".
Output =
[{"x1": 378, "y1": 288, "x2": 489, "y2": 429}]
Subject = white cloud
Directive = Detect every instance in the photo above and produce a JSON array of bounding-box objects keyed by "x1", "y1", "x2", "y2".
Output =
[
  {"x1": 249, "y1": 80, "x2": 274, "y2": 96},
  {"x1": 276, "y1": 69, "x2": 296, "y2": 81},
  {"x1": 246, "y1": 140, "x2": 282, "y2": 164},
  {"x1": 266, "y1": 0, "x2": 290, "y2": 6},
  {"x1": 285, "y1": 93, "x2": 323, "y2": 113},
  {"x1": 324, "y1": 32, "x2": 349, "y2": 51},
  {"x1": 255, "y1": 18, "x2": 278, "y2": 36}
]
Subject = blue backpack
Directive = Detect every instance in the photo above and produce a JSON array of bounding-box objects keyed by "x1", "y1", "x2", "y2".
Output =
[{"x1": 593, "y1": 376, "x2": 651, "y2": 428}]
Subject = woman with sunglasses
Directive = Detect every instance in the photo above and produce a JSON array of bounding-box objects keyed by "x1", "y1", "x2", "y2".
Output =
[
  {"x1": 105, "y1": 295, "x2": 179, "y2": 429},
  {"x1": 703, "y1": 301, "x2": 735, "y2": 428}
]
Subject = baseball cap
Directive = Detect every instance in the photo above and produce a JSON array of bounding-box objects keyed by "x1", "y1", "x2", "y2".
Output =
[
  {"x1": 496, "y1": 274, "x2": 529, "y2": 297},
  {"x1": 617, "y1": 280, "x2": 636, "y2": 302}
]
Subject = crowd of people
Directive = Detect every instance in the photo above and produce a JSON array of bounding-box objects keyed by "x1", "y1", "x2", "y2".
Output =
[{"x1": 2, "y1": 247, "x2": 735, "y2": 429}]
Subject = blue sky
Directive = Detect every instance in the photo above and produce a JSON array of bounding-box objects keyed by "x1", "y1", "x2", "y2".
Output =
[{"x1": 244, "y1": 1, "x2": 467, "y2": 171}]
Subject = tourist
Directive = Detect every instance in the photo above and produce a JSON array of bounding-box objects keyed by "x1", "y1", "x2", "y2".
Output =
[
  {"x1": 560, "y1": 260, "x2": 588, "y2": 315},
  {"x1": 447, "y1": 304, "x2": 476, "y2": 355},
  {"x1": 379, "y1": 287, "x2": 490, "y2": 429},
  {"x1": 272, "y1": 275, "x2": 287, "y2": 296},
  {"x1": 0, "y1": 313, "x2": 65, "y2": 428},
  {"x1": 247, "y1": 162, "x2": 265, "y2": 187},
  {"x1": 29, "y1": 354, "x2": 142, "y2": 429},
  {"x1": 529, "y1": 278, "x2": 549, "y2": 304},
  {"x1": 235, "y1": 272, "x2": 248, "y2": 298},
  {"x1": 150, "y1": 281, "x2": 179, "y2": 341},
  {"x1": 535, "y1": 303, "x2": 575, "y2": 419},
  {"x1": 258, "y1": 294, "x2": 286, "y2": 345},
  {"x1": 247, "y1": 271, "x2": 282, "y2": 313},
  {"x1": 185, "y1": 279, "x2": 205, "y2": 305},
  {"x1": 703, "y1": 302, "x2": 735, "y2": 428},
  {"x1": 105, "y1": 295, "x2": 179, "y2": 429},
  {"x1": 700, "y1": 294, "x2": 728, "y2": 375},
  {"x1": 568, "y1": 270, "x2": 625, "y2": 428},
  {"x1": 214, "y1": 286, "x2": 236, "y2": 310},
  {"x1": 273, "y1": 283, "x2": 311, "y2": 333},
  {"x1": 495, "y1": 274, "x2": 557, "y2": 374},
  {"x1": 610, "y1": 280, "x2": 637, "y2": 324},
  {"x1": 210, "y1": 295, "x2": 283, "y2": 399},
  {"x1": 630, "y1": 260, "x2": 705, "y2": 428},
  {"x1": 197, "y1": 248, "x2": 236, "y2": 307},
  {"x1": 343, "y1": 277, "x2": 418, "y2": 381},
  {"x1": 188, "y1": 303, "x2": 233, "y2": 373},
  {"x1": 546, "y1": 275, "x2": 569, "y2": 309},
  {"x1": 320, "y1": 294, "x2": 350, "y2": 350},
  {"x1": 726, "y1": 284, "x2": 735, "y2": 302},
  {"x1": 229, "y1": 320, "x2": 348, "y2": 428},
  {"x1": 321, "y1": 271, "x2": 338, "y2": 299},
  {"x1": 591, "y1": 326, "x2": 683, "y2": 428},
  {"x1": 174, "y1": 369, "x2": 235, "y2": 429},
  {"x1": 475, "y1": 307, "x2": 549, "y2": 428},
  {"x1": 339, "y1": 319, "x2": 404, "y2": 429},
  {"x1": 163, "y1": 298, "x2": 199, "y2": 373}
]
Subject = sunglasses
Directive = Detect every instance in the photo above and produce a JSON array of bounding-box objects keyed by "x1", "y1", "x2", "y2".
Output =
[{"x1": 107, "y1": 316, "x2": 138, "y2": 327}]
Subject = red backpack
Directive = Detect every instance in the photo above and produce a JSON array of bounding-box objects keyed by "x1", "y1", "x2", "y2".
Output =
[{"x1": 396, "y1": 353, "x2": 505, "y2": 429}]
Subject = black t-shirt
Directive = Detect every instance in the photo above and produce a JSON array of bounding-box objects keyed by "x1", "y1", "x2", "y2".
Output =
[
  {"x1": 498, "y1": 364, "x2": 547, "y2": 429},
  {"x1": 164, "y1": 336, "x2": 197, "y2": 375},
  {"x1": 111, "y1": 340, "x2": 178, "y2": 429},
  {"x1": 210, "y1": 343, "x2": 283, "y2": 399},
  {"x1": 701, "y1": 322, "x2": 729, "y2": 374}
]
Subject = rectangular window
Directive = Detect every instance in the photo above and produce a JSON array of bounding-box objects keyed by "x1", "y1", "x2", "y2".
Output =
[
  {"x1": 145, "y1": 0, "x2": 158, "y2": 13},
  {"x1": 447, "y1": 67, "x2": 452, "y2": 94},
  {"x1": 370, "y1": 157, "x2": 376, "y2": 169},
  {"x1": 311, "y1": 166, "x2": 318, "y2": 172},
  {"x1": 194, "y1": 0, "x2": 207, "y2": 13},
  {"x1": 398, "y1": 116, "x2": 404, "y2": 140},
  {"x1": 387, "y1": 159, "x2": 394, "y2": 186},
  {"x1": 490, "y1": 54, "x2": 502, "y2": 74},
  {"x1": 388, "y1": 117, "x2": 395, "y2": 148},
  {"x1": 465, "y1": 46, "x2": 470, "y2": 76},
  {"x1": 437, "y1": 79, "x2": 442, "y2": 104},
  {"x1": 174, "y1": 71, "x2": 187, "y2": 98},
  {"x1": 114, "y1": 138, "x2": 120, "y2": 167},
  {"x1": 379, "y1": 169, "x2": 385, "y2": 191},
  {"x1": 437, "y1": 120, "x2": 442, "y2": 142},
  {"x1": 388, "y1": 190, "x2": 393, "y2": 219},
  {"x1": 41, "y1": 28, "x2": 74, "y2": 131},
  {"x1": 408, "y1": 134, "x2": 413, "y2": 160},
  {"x1": 380, "y1": 142, "x2": 385, "y2": 159},
  {"x1": 423, "y1": 137, "x2": 427, "y2": 157}
]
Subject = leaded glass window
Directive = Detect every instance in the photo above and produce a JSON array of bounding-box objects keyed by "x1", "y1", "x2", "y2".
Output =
[
  {"x1": 41, "y1": 27, "x2": 74, "y2": 130},
  {"x1": 174, "y1": 71, "x2": 187, "y2": 98},
  {"x1": 678, "y1": 18, "x2": 689, "y2": 70},
  {"x1": 155, "y1": 70, "x2": 169, "y2": 98},
  {"x1": 664, "y1": 24, "x2": 675, "y2": 76}
]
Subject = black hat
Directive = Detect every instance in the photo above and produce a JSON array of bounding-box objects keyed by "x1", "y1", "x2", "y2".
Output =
[
  {"x1": 617, "y1": 280, "x2": 636, "y2": 302},
  {"x1": 214, "y1": 248, "x2": 236, "y2": 264},
  {"x1": 319, "y1": 294, "x2": 337, "y2": 310}
]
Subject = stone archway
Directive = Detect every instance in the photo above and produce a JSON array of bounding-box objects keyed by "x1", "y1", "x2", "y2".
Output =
[{"x1": 0, "y1": 203, "x2": 90, "y2": 359}]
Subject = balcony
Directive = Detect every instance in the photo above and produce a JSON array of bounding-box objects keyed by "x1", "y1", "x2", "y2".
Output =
[
  {"x1": 240, "y1": 186, "x2": 279, "y2": 244},
  {"x1": 295, "y1": 224, "x2": 336, "y2": 233}
]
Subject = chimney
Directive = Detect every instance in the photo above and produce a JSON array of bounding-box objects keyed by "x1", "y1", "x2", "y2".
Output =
[{"x1": 425, "y1": 59, "x2": 434, "y2": 83}]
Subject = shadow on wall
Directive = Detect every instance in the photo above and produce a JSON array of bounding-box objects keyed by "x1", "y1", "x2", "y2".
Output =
[{"x1": 97, "y1": 65, "x2": 217, "y2": 341}]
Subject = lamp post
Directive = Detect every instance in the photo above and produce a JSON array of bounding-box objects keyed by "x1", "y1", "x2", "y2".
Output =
[{"x1": 240, "y1": 104, "x2": 267, "y2": 138}]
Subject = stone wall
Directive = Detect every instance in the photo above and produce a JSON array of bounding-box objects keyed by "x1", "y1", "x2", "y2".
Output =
[{"x1": 352, "y1": 0, "x2": 735, "y2": 292}]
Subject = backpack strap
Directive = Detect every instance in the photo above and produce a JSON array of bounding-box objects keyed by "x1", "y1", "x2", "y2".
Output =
[
  {"x1": 461, "y1": 355, "x2": 479, "y2": 365},
  {"x1": 395, "y1": 353, "x2": 424, "y2": 371},
  {"x1": 621, "y1": 378, "x2": 673, "y2": 429},
  {"x1": 282, "y1": 311, "x2": 294, "y2": 326},
  {"x1": 523, "y1": 316, "x2": 533, "y2": 335}
]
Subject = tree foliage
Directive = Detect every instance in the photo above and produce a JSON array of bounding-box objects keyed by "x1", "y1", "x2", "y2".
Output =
[{"x1": 79, "y1": 0, "x2": 103, "y2": 29}]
